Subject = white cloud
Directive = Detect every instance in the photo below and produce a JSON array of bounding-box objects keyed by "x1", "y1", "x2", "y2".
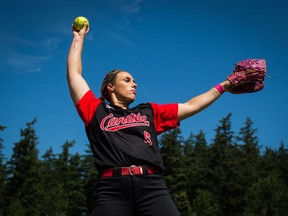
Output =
[
  {"x1": 0, "y1": 32, "x2": 33, "y2": 47},
  {"x1": 0, "y1": 32, "x2": 61, "y2": 74},
  {"x1": 8, "y1": 53, "x2": 51, "y2": 74},
  {"x1": 119, "y1": 0, "x2": 143, "y2": 15},
  {"x1": 97, "y1": 0, "x2": 144, "y2": 14},
  {"x1": 43, "y1": 37, "x2": 63, "y2": 51}
]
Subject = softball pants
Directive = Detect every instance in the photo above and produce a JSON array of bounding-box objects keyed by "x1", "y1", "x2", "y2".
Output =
[{"x1": 91, "y1": 173, "x2": 180, "y2": 216}]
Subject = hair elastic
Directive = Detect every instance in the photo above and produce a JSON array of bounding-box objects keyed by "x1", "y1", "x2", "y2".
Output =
[{"x1": 214, "y1": 84, "x2": 225, "y2": 95}]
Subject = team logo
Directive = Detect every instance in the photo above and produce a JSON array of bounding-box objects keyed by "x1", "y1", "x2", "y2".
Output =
[
  {"x1": 144, "y1": 131, "x2": 153, "y2": 146},
  {"x1": 100, "y1": 113, "x2": 150, "y2": 132}
]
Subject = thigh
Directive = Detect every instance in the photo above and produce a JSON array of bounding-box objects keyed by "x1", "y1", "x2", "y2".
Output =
[
  {"x1": 92, "y1": 177, "x2": 135, "y2": 216},
  {"x1": 137, "y1": 194, "x2": 180, "y2": 216},
  {"x1": 91, "y1": 203, "x2": 134, "y2": 216},
  {"x1": 135, "y1": 175, "x2": 180, "y2": 216}
]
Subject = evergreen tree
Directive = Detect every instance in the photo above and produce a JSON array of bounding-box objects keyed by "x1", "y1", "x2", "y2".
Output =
[
  {"x1": 208, "y1": 113, "x2": 243, "y2": 215},
  {"x1": 231, "y1": 117, "x2": 262, "y2": 214},
  {"x1": 243, "y1": 175, "x2": 288, "y2": 216},
  {"x1": 260, "y1": 147, "x2": 279, "y2": 177},
  {"x1": 55, "y1": 140, "x2": 86, "y2": 215},
  {"x1": 183, "y1": 131, "x2": 211, "y2": 205},
  {"x1": 41, "y1": 146, "x2": 69, "y2": 215},
  {"x1": 190, "y1": 131, "x2": 210, "y2": 188},
  {"x1": 160, "y1": 128, "x2": 192, "y2": 215},
  {"x1": 5, "y1": 118, "x2": 44, "y2": 215},
  {"x1": 277, "y1": 142, "x2": 288, "y2": 184},
  {"x1": 81, "y1": 144, "x2": 98, "y2": 215},
  {"x1": 237, "y1": 117, "x2": 260, "y2": 160},
  {"x1": 69, "y1": 151, "x2": 86, "y2": 214},
  {"x1": 0, "y1": 125, "x2": 7, "y2": 216},
  {"x1": 182, "y1": 132, "x2": 196, "y2": 207},
  {"x1": 191, "y1": 189, "x2": 221, "y2": 216},
  {"x1": 276, "y1": 142, "x2": 288, "y2": 212}
]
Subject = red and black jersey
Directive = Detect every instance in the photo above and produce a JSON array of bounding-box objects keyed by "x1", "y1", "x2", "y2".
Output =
[{"x1": 76, "y1": 90, "x2": 179, "y2": 171}]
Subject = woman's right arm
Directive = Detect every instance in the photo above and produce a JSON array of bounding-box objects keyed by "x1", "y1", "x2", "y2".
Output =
[{"x1": 67, "y1": 22, "x2": 90, "y2": 104}]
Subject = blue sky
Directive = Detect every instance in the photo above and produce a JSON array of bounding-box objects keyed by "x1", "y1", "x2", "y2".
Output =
[{"x1": 1, "y1": 0, "x2": 287, "y2": 158}]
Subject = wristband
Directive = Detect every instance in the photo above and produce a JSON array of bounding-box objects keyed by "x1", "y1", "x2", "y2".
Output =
[{"x1": 214, "y1": 84, "x2": 225, "y2": 95}]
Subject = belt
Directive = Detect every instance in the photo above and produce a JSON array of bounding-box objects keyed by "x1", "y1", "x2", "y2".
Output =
[{"x1": 101, "y1": 165, "x2": 159, "y2": 178}]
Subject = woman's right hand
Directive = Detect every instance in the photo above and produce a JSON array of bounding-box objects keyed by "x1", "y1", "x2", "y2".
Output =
[{"x1": 72, "y1": 21, "x2": 89, "y2": 39}]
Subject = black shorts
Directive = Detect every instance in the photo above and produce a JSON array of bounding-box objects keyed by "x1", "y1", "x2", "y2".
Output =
[{"x1": 92, "y1": 174, "x2": 180, "y2": 216}]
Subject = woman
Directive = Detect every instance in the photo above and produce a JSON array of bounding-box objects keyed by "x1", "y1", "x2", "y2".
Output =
[{"x1": 67, "y1": 22, "x2": 232, "y2": 216}]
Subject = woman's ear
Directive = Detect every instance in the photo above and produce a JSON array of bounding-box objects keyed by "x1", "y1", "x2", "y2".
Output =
[{"x1": 107, "y1": 83, "x2": 114, "y2": 92}]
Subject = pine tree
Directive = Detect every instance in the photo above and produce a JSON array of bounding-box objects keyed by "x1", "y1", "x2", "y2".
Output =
[
  {"x1": 69, "y1": 151, "x2": 86, "y2": 214},
  {"x1": 208, "y1": 113, "x2": 242, "y2": 215},
  {"x1": 260, "y1": 146, "x2": 279, "y2": 177},
  {"x1": 183, "y1": 131, "x2": 211, "y2": 206},
  {"x1": 55, "y1": 140, "x2": 86, "y2": 215},
  {"x1": 5, "y1": 118, "x2": 44, "y2": 215},
  {"x1": 190, "y1": 131, "x2": 210, "y2": 188},
  {"x1": 182, "y1": 132, "x2": 196, "y2": 207},
  {"x1": 243, "y1": 175, "x2": 288, "y2": 216},
  {"x1": 0, "y1": 125, "x2": 7, "y2": 216},
  {"x1": 41, "y1": 146, "x2": 69, "y2": 215},
  {"x1": 276, "y1": 143, "x2": 288, "y2": 213},
  {"x1": 237, "y1": 117, "x2": 260, "y2": 160},
  {"x1": 160, "y1": 128, "x2": 192, "y2": 215},
  {"x1": 81, "y1": 144, "x2": 98, "y2": 215},
  {"x1": 277, "y1": 142, "x2": 288, "y2": 184},
  {"x1": 231, "y1": 117, "x2": 262, "y2": 214},
  {"x1": 192, "y1": 189, "x2": 221, "y2": 216}
]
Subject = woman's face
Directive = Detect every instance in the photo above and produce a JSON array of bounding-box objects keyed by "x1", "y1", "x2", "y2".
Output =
[{"x1": 108, "y1": 71, "x2": 137, "y2": 104}]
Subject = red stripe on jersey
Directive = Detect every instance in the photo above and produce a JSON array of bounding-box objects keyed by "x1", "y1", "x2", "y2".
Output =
[
  {"x1": 149, "y1": 103, "x2": 180, "y2": 135},
  {"x1": 75, "y1": 90, "x2": 102, "y2": 126}
]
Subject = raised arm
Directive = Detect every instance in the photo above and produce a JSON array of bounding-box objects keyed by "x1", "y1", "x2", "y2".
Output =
[
  {"x1": 178, "y1": 80, "x2": 232, "y2": 121},
  {"x1": 67, "y1": 22, "x2": 90, "y2": 104}
]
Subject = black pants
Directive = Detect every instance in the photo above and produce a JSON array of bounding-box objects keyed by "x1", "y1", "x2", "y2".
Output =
[{"x1": 92, "y1": 174, "x2": 180, "y2": 216}]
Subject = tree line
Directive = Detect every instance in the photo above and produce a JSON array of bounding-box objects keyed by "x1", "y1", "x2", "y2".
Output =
[{"x1": 0, "y1": 113, "x2": 287, "y2": 216}]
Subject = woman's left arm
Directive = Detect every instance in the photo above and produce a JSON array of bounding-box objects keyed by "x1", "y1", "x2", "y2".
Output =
[{"x1": 178, "y1": 80, "x2": 231, "y2": 121}]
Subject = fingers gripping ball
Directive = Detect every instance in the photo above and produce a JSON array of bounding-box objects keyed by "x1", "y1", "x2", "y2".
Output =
[
  {"x1": 73, "y1": 16, "x2": 89, "y2": 32},
  {"x1": 227, "y1": 59, "x2": 267, "y2": 94}
]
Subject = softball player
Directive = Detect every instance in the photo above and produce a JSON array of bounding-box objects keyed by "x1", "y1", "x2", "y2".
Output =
[{"x1": 67, "y1": 22, "x2": 232, "y2": 216}]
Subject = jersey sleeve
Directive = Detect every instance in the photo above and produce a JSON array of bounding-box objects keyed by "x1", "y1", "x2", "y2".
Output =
[
  {"x1": 75, "y1": 90, "x2": 102, "y2": 126},
  {"x1": 149, "y1": 103, "x2": 180, "y2": 135}
]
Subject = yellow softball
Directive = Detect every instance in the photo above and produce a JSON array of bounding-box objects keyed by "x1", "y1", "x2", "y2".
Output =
[{"x1": 73, "y1": 16, "x2": 89, "y2": 32}]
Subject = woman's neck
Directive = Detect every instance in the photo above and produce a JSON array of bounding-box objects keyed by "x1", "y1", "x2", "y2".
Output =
[{"x1": 110, "y1": 100, "x2": 129, "y2": 110}]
